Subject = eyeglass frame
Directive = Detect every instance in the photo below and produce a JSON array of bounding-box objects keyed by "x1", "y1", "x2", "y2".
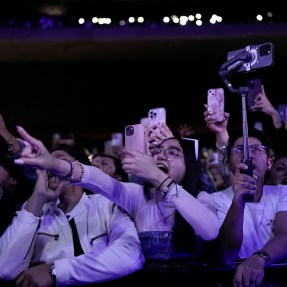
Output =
[
  {"x1": 150, "y1": 146, "x2": 183, "y2": 161},
  {"x1": 230, "y1": 144, "x2": 268, "y2": 156}
]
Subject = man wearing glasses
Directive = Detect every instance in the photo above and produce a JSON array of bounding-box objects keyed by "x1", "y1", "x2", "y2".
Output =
[{"x1": 198, "y1": 127, "x2": 287, "y2": 287}]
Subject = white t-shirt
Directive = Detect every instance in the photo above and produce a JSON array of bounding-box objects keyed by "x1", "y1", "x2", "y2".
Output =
[{"x1": 197, "y1": 184, "x2": 287, "y2": 259}]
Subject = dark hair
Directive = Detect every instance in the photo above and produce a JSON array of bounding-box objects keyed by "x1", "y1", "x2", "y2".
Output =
[
  {"x1": 0, "y1": 135, "x2": 8, "y2": 164},
  {"x1": 272, "y1": 153, "x2": 287, "y2": 164},
  {"x1": 173, "y1": 138, "x2": 204, "y2": 257},
  {"x1": 49, "y1": 143, "x2": 91, "y2": 165},
  {"x1": 228, "y1": 127, "x2": 272, "y2": 159},
  {"x1": 1, "y1": 157, "x2": 35, "y2": 203},
  {"x1": 144, "y1": 136, "x2": 204, "y2": 257}
]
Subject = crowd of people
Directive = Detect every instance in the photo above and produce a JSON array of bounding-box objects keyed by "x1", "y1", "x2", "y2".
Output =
[{"x1": 0, "y1": 82, "x2": 286, "y2": 287}]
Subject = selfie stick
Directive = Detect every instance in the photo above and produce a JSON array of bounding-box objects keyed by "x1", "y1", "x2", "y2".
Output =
[{"x1": 219, "y1": 53, "x2": 254, "y2": 202}]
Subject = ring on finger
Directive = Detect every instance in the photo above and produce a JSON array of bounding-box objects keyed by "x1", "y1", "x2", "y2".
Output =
[{"x1": 240, "y1": 182, "x2": 245, "y2": 188}]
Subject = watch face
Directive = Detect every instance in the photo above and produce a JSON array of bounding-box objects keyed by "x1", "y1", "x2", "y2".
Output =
[
  {"x1": 255, "y1": 250, "x2": 271, "y2": 263},
  {"x1": 49, "y1": 265, "x2": 56, "y2": 277},
  {"x1": 7, "y1": 143, "x2": 13, "y2": 151}
]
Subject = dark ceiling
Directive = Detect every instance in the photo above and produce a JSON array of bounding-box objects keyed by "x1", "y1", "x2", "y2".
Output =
[{"x1": 1, "y1": 0, "x2": 287, "y2": 152}]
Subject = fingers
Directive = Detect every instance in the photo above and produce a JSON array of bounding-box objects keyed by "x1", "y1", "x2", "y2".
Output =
[{"x1": 16, "y1": 126, "x2": 36, "y2": 144}]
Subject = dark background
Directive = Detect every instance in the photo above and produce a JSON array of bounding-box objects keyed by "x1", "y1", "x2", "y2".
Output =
[{"x1": 1, "y1": 0, "x2": 286, "y2": 152}]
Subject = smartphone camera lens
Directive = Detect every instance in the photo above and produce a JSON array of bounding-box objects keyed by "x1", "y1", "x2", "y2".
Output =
[
  {"x1": 259, "y1": 44, "x2": 271, "y2": 57},
  {"x1": 126, "y1": 126, "x2": 134, "y2": 136}
]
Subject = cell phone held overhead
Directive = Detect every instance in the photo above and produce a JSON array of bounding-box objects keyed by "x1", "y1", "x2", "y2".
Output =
[
  {"x1": 124, "y1": 124, "x2": 146, "y2": 154},
  {"x1": 207, "y1": 88, "x2": 225, "y2": 122},
  {"x1": 148, "y1": 107, "x2": 166, "y2": 127},
  {"x1": 247, "y1": 78, "x2": 262, "y2": 110}
]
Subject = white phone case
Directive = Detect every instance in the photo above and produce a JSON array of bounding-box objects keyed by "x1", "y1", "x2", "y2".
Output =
[
  {"x1": 207, "y1": 88, "x2": 225, "y2": 122},
  {"x1": 111, "y1": 132, "x2": 123, "y2": 147},
  {"x1": 148, "y1": 107, "x2": 166, "y2": 127}
]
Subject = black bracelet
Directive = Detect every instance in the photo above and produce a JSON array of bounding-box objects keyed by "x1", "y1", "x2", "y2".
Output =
[
  {"x1": 156, "y1": 176, "x2": 170, "y2": 191},
  {"x1": 58, "y1": 160, "x2": 74, "y2": 181},
  {"x1": 160, "y1": 180, "x2": 175, "y2": 199}
]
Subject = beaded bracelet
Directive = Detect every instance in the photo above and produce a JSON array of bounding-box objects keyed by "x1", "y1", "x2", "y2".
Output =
[
  {"x1": 160, "y1": 180, "x2": 175, "y2": 199},
  {"x1": 71, "y1": 161, "x2": 85, "y2": 183},
  {"x1": 156, "y1": 176, "x2": 170, "y2": 191},
  {"x1": 58, "y1": 160, "x2": 74, "y2": 181}
]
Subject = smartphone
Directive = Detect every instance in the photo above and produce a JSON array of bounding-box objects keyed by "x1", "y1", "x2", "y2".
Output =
[
  {"x1": 207, "y1": 88, "x2": 225, "y2": 122},
  {"x1": 111, "y1": 132, "x2": 123, "y2": 147},
  {"x1": 140, "y1": 117, "x2": 149, "y2": 128},
  {"x1": 148, "y1": 107, "x2": 166, "y2": 127},
  {"x1": 277, "y1": 104, "x2": 287, "y2": 122},
  {"x1": 247, "y1": 78, "x2": 262, "y2": 109},
  {"x1": 227, "y1": 42, "x2": 274, "y2": 73},
  {"x1": 124, "y1": 124, "x2": 146, "y2": 154}
]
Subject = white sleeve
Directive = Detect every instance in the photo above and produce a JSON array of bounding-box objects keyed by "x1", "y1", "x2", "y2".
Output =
[
  {"x1": 76, "y1": 165, "x2": 143, "y2": 216},
  {"x1": 0, "y1": 209, "x2": 41, "y2": 280},
  {"x1": 171, "y1": 187, "x2": 219, "y2": 241}
]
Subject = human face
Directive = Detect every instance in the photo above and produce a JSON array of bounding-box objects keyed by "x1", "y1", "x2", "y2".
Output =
[
  {"x1": 150, "y1": 138, "x2": 185, "y2": 184},
  {"x1": 268, "y1": 157, "x2": 287, "y2": 185},
  {"x1": 91, "y1": 155, "x2": 117, "y2": 177},
  {"x1": 229, "y1": 136, "x2": 272, "y2": 181}
]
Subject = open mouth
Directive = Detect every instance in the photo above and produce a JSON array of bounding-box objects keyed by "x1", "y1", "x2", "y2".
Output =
[{"x1": 157, "y1": 164, "x2": 168, "y2": 174}]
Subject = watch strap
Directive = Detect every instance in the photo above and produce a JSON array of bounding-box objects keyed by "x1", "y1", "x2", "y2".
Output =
[
  {"x1": 49, "y1": 264, "x2": 56, "y2": 283},
  {"x1": 253, "y1": 250, "x2": 271, "y2": 265}
]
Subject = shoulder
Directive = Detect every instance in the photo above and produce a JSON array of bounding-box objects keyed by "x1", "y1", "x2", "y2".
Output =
[{"x1": 263, "y1": 185, "x2": 287, "y2": 197}]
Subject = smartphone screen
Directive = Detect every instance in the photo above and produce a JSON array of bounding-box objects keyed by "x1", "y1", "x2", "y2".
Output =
[
  {"x1": 124, "y1": 124, "x2": 146, "y2": 154},
  {"x1": 207, "y1": 88, "x2": 225, "y2": 122},
  {"x1": 247, "y1": 78, "x2": 262, "y2": 109}
]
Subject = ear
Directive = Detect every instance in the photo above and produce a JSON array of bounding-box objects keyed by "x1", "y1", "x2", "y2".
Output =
[{"x1": 267, "y1": 158, "x2": 273, "y2": 171}]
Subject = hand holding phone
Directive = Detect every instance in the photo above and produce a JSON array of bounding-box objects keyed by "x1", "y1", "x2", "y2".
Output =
[
  {"x1": 148, "y1": 107, "x2": 167, "y2": 145},
  {"x1": 247, "y1": 78, "x2": 262, "y2": 109},
  {"x1": 207, "y1": 88, "x2": 225, "y2": 122},
  {"x1": 240, "y1": 158, "x2": 254, "y2": 202}
]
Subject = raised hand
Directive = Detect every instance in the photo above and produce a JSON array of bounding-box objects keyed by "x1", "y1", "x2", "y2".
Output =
[
  {"x1": 145, "y1": 123, "x2": 174, "y2": 149},
  {"x1": 14, "y1": 126, "x2": 54, "y2": 170}
]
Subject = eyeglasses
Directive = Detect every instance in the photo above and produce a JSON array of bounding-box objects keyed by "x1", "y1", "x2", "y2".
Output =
[
  {"x1": 230, "y1": 144, "x2": 267, "y2": 156},
  {"x1": 151, "y1": 147, "x2": 183, "y2": 161}
]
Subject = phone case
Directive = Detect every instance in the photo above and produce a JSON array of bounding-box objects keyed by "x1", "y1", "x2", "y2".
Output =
[
  {"x1": 277, "y1": 104, "x2": 287, "y2": 122},
  {"x1": 207, "y1": 88, "x2": 225, "y2": 122},
  {"x1": 140, "y1": 117, "x2": 149, "y2": 128},
  {"x1": 111, "y1": 132, "x2": 123, "y2": 147},
  {"x1": 124, "y1": 124, "x2": 146, "y2": 154},
  {"x1": 148, "y1": 107, "x2": 166, "y2": 127},
  {"x1": 247, "y1": 78, "x2": 262, "y2": 109}
]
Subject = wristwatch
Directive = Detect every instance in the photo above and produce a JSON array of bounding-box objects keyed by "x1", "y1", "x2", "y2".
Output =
[
  {"x1": 49, "y1": 264, "x2": 56, "y2": 283},
  {"x1": 7, "y1": 140, "x2": 13, "y2": 152},
  {"x1": 253, "y1": 250, "x2": 271, "y2": 265}
]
